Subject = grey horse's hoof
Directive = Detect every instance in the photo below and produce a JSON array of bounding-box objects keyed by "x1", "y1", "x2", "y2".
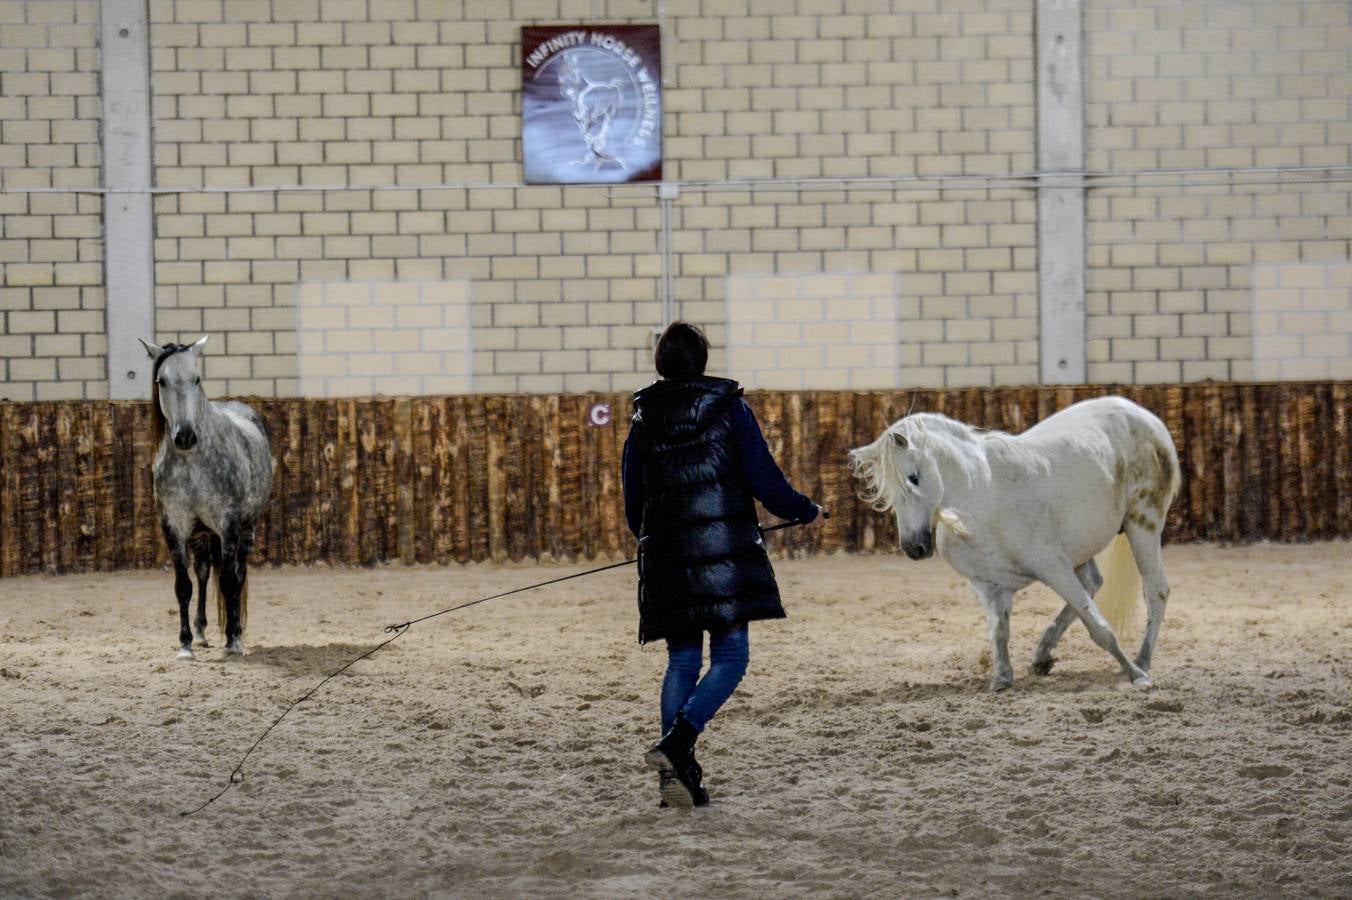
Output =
[
  {"x1": 1031, "y1": 657, "x2": 1056, "y2": 676},
  {"x1": 989, "y1": 676, "x2": 1014, "y2": 692}
]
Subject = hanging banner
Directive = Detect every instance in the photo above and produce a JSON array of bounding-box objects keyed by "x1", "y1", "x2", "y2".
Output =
[{"x1": 521, "y1": 24, "x2": 662, "y2": 185}]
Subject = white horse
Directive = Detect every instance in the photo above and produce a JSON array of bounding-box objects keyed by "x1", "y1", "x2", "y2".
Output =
[{"x1": 849, "y1": 396, "x2": 1180, "y2": 691}]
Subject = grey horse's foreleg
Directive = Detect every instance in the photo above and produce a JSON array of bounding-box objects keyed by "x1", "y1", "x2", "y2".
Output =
[
  {"x1": 969, "y1": 580, "x2": 1015, "y2": 691},
  {"x1": 218, "y1": 527, "x2": 249, "y2": 655},
  {"x1": 161, "y1": 518, "x2": 195, "y2": 659},
  {"x1": 191, "y1": 534, "x2": 212, "y2": 645},
  {"x1": 1031, "y1": 560, "x2": 1101, "y2": 675}
]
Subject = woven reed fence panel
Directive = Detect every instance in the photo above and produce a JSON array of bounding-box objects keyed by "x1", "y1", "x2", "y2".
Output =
[{"x1": 0, "y1": 383, "x2": 1347, "y2": 576}]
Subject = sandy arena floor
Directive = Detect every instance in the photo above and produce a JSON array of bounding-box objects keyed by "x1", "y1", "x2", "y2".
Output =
[{"x1": 1, "y1": 543, "x2": 1349, "y2": 898}]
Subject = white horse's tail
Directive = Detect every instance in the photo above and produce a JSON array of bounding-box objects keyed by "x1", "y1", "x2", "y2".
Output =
[{"x1": 1094, "y1": 534, "x2": 1141, "y2": 639}]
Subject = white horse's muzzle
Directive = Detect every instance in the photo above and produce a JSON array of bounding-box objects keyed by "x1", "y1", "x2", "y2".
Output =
[{"x1": 901, "y1": 528, "x2": 935, "y2": 560}]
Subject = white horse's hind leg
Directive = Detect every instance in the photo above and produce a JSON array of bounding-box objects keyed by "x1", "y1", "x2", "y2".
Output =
[
  {"x1": 1031, "y1": 604, "x2": 1076, "y2": 675},
  {"x1": 970, "y1": 580, "x2": 1015, "y2": 691},
  {"x1": 1076, "y1": 558, "x2": 1103, "y2": 596},
  {"x1": 1032, "y1": 561, "x2": 1099, "y2": 676},
  {"x1": 1040, "y1": 566, "x2": 1151, "y2": 687},
  {"x1": 1124, "y1": 524, "x2": 1170, "y2": 673}
]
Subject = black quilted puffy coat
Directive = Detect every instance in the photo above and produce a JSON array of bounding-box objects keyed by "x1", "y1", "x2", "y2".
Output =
[{"x1": 628, "y1": 376, "x2": 784, "y2": 643}]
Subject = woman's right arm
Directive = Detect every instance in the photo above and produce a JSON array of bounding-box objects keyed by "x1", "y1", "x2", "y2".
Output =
[{"x1": 730, "y1": 400, "x2": 818, "y2": 524}]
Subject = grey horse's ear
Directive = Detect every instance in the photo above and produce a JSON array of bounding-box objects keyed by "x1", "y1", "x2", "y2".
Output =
[
  {"x1": 187, "y1": 335, "x2": 210, "y2": 356},
  {"x1": 139, "y1": 338, "x2": 160, "y2": 360},
  {"x1": 891, "y1": 431, "x2": 908, "y2": 449}
]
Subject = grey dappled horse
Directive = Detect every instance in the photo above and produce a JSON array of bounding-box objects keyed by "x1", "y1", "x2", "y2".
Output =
[{"x1": 141, "y1": 337, "x2": 273, "y2": 658}]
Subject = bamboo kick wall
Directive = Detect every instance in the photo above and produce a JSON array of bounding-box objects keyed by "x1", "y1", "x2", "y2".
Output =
[{"x1": 0, "y1": 382, "x2": 1348, "y2": 577}]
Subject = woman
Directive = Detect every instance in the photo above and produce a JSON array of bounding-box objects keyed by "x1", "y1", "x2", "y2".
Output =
[{"x1": 621, "y1": 321, "x2": 823, "y2": 808}]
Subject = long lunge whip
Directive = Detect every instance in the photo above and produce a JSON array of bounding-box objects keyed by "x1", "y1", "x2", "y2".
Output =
[{"x1": 180, "y1": 514, "x2": 824, "y2": 817}]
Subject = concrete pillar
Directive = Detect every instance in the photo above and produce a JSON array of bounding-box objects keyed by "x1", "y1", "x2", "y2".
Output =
[
  {"x1": 1036, "y1": 0, "x2": 1086, "y2": 384},
  {"x1": 100, "y1": 0, "x2": 155, "y2": 399}
]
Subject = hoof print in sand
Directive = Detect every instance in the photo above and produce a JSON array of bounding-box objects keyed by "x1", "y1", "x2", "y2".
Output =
[{"x1": 1146, "y1": 700, "x2": 1184, "y2": 713}]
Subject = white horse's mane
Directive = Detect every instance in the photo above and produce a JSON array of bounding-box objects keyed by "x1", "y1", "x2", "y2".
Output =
[
  {"x1": 901, "y1": 413, "x2": 1054, "y2": 477},
  {"x1": 849, "y1": 427, "x2": 906, "y2": 513},
  {"x1": 854, "y1": 408, "x2": 1022, "y2": 535},
  {"x1": 849, "y1": 413, "x2": 993, "y2": 515}
]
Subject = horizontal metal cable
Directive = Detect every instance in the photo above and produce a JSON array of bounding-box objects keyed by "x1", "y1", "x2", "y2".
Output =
[{"x1": 4, "y1": 165, "x2": 1351, "y2": 196}]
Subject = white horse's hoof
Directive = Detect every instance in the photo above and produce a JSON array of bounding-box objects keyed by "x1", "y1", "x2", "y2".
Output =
[
  {"x1": 1131, "y1": 675, "x2": 1154, "y2": 688},
  {"x1": 177, "y1": 647, "x2": 194, "y2": 660}
]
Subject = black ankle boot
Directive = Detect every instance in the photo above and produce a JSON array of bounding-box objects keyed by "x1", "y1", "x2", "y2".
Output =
[
  {"x1": 657, "y1": 765, "x2": 709, "y2": 808},
  {"x1": 657, "y1": 769, "x2": 675, "y2": 808},
  {"x1": 645, "y1": 717, "x2": 709, "y2": 808}
]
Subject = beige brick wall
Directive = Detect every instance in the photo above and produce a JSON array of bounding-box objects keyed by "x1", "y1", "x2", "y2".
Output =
[
  {"x1": 1084, "y1": 0, "x2": 1352, "y2": 383},
  {"x1": 3, "y1": 0, "x2": 1348, "y2": 399},
  {"x1": 726, "y1": 272, "x2": 904, "y2": 390},
  {"x1": 662, "y1": 1, "x2": 1038, "y2": 390},
  {"x1": 693, "y1": 184, "x2": 1039, "y2": 389},
  {"x1": 143, "y1": 0, "x2": 1036, "y2": 396},
  {"x1": 1252, "y1": 262, "x2": 1352, "y2": 379},
  {"x1": 296, "y1": 278, "x2": 473, "y2": 396},
  {"x1": 0, "y1": 0, "x2": 104, "y2": 401}
]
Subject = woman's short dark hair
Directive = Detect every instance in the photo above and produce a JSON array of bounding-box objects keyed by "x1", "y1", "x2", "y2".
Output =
[{"x1": 654, "y1": 321, "x2": 708, "y2": 380}]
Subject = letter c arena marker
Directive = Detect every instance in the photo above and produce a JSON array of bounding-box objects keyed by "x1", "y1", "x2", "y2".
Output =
[{"x1": 588, "y1": 403, "x2": 612, "y2": 427}]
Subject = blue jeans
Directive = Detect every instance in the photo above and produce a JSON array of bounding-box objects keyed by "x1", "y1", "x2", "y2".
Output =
[{"x1": 661, "y1": 623, "x2": 750, "y2": 735}]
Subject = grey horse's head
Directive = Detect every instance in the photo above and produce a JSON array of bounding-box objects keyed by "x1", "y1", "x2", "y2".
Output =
[{"x1": 141, "y1": 336, "x2": 209, "y2": 451}]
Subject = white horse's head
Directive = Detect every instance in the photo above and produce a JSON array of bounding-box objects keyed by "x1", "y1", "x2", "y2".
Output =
[
  {"x1": 849, "y1": 421, "x2": 945, "y2": 560},
  {"x1": 141, "y1": 336, "x2": 209, "y2": 451}
]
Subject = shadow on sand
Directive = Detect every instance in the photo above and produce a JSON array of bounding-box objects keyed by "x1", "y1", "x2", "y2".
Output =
[
  {"x1": 788, "y1": 668, "x2": 1142, "y2": 714},
  {"x1": 228, "y1": 642, "x2": 399, "y2": 677}
]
